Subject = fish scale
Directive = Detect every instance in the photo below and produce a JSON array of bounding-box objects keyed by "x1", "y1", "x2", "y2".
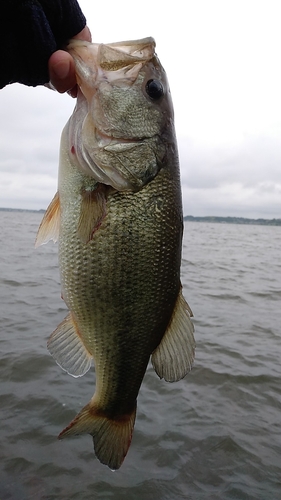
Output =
[{"x1": 36, "y1": 37, "x2": 195, "y2": 470}]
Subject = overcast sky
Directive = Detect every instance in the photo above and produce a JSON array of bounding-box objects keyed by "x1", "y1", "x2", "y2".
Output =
[{"x1": 1, "y1": 0, "x2": 281, "y2": 218}]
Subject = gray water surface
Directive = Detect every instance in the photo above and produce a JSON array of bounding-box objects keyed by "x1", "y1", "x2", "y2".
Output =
[{"x1": 0, "y1": 212, "x2": 280, "y2": 499}]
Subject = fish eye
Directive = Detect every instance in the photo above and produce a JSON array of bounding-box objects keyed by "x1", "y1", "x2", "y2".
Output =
[{"x1": 145, "y1": 79, "x2": 164, "y2": 100}]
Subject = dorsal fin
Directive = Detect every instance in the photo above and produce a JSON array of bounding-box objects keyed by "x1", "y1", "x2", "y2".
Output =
[{"x1": 35, "y1": 191, "x2": 60, "y2": 247}]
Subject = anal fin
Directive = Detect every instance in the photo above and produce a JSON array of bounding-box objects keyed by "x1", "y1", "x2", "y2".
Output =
[
  {"x1": 151, "y1": 287, "x2": 195, "y2": 382},
  {"x1": 47, "y1": 312, "x2": 92, "y2": 377}
]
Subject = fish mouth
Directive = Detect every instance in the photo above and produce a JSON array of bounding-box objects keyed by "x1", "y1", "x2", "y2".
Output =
[{"x1": 68, "y1": 37, "x2": 156, "y2": 86}]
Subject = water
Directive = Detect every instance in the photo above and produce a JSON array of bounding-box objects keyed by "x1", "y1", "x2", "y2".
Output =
[{"x1": 0, "y1": 211, "x2": 280, "y2": 499}]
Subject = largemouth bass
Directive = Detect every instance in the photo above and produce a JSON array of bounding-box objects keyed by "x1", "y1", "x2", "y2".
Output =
[{"x1": 36, "y1": 37, "x2": 195, "y2": 470}]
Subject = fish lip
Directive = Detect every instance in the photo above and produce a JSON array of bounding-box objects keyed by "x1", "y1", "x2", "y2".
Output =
[
  {"x1": 95, "y1": 127, "x2": 143, "y2": 150},
  {"x1": 103, "y1": 139, "x2": 142, "y2": 153},
  {"x1": 95, "y1": 128, "x2": 142, "y2": 147}
]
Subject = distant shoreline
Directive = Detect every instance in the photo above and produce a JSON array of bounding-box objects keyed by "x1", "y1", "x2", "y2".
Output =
[
  {"x1": 0, "y1": 208, "x2": 280, "y2": 226},
  {"x1": 184, "y1": 215, "x2": 281, "y2": 226},
  {"x1": 0, "y1": 207, "x2": 45, "y2": 213}
]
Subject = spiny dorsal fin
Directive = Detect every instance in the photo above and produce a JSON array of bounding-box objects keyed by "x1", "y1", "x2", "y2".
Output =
[
  {"x1": 77, "y1": 185, "x2": 107, "y2": 244},
  {"x1": 47, "y1": 312, "x2": 92, "y2": 377},
  {"x1": 35, "y1": 191, "x2": 60, "y2": 247},
  {"x1": 59, "y1": 401, "x2": 137, "y2": 470},
  {"x1": 151, "y1": 288, "x2": 195, "y2": 382}
]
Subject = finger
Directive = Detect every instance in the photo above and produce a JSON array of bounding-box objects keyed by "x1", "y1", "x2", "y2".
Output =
[{"x1": 48, "y1": 50, "x2": 76, "y2": 93}]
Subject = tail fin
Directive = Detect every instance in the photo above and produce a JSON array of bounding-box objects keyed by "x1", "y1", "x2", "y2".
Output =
[{"x1": 58, "y1": 402, "x2": 136, "y2": 470}]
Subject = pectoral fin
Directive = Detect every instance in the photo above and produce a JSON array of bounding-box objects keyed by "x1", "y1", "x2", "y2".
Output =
[
  {"x1": 77, "y1": 185, "x2": 107, "y2": 243},
  {"x1": 35, "y1": 191, "x2": 60, "y2": 247},
  {"x1": 47, "y1": 312, "x2": 92, "y2": 377},
  {"x1": 151, "y1": 288, "x2": 195, "y2": 382}
]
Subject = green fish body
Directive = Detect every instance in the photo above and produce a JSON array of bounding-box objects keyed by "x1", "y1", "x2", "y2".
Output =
[{"x1": 36, "y1": 37, "x2": 195, "y2": 470}]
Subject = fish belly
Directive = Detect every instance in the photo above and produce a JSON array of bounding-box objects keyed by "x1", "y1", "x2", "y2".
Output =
[{"x1": 59, "y1": 151, "x2": 182, "y2": 415}]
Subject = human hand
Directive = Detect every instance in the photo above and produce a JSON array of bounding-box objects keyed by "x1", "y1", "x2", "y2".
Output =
[{"x1": 48, "y1": 26, "x2": 91, "y2": 97}]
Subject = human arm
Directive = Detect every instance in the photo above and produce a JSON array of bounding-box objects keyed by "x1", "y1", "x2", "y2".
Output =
[{"x1": 0, "y1": 0, "x2": 87, "y2": 89}]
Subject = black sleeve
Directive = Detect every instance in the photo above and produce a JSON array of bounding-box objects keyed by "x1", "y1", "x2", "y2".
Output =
[{"x1": 0, "y1": 0, "x2": 86, "y2": 89}]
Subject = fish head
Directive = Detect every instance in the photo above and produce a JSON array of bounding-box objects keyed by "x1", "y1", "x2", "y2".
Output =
[{"x1": 67, "y1": 38, "x2": 175, "y2": 191}]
